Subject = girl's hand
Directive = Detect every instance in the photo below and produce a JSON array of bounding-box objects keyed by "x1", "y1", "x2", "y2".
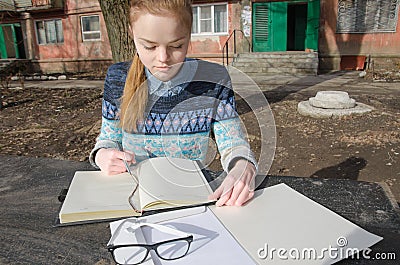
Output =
[
  {"x1": 209, "y1": 159, "x2": 256, "y2": 206},
  {"x1": 95, "y1": 148, "x2": 135, "y2": 175}
]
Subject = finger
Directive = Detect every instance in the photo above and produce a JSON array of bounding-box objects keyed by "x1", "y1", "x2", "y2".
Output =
[
  {"x1": 109, "y1": 158, "x2": 127, "y2": 170},
  {"x1": 248, "y1": 172, "x2": 256, "y2": 192},
  {"x1": 225, "y1": 179, "x2": 245, "y2": 206},
  {"x1": 235, "y1": 189, "x2": 254, "y2": 206},
  {"x1": 209, "y1": 176, "x2": 234, "y2": 201},
  {"x1": 124, "y1": 151, "x2": 136, "y2": 164},
  {"x1": 108, "y1": 164, "x2": 127, "y2": 174},
  {"x1": 112, "y1": 150, "x2": 127, "y2": 160},
  {"x1": 107, "y1": 170, "x2": 123, "y2": 176},
  {"x1": 208, "y1": 185, "x2": 224, "y2": 200},
  {"x1": 216, "y1": 187, "x2": 232, "y2": 207}
]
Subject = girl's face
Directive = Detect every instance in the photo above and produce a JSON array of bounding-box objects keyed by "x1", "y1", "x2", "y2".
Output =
[{"x1": 130, "y1": 13, "x2": 190, "y2": 81}]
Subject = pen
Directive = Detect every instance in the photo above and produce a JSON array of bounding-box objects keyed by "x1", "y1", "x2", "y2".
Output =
[
  {"x1": 145, "y1": 147, "x2": 158, "y2": 158},
  {"x1": 116, "y1": 142, "x2": 139, "y2": 184}
]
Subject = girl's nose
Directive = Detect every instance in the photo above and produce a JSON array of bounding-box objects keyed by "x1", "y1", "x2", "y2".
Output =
[{"x1": 157, "y1": 47, "x2": 169, "y2": 63}]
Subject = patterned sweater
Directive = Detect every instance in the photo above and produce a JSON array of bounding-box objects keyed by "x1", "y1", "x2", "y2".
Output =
[{"x1": 89, "y1": 59, "x2": 257, "y2": 172}]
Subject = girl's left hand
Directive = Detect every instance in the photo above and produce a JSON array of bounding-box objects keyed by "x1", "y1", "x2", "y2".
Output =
[{"x1": 209, "y1": 159, "x2": 256, "y2": 206}]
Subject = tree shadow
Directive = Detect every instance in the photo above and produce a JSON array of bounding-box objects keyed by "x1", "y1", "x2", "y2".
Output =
[
  {"x1": 310, "y1": 156, "x2": 367, "y2": 180},
  {"x1": 2, "y1": 98, "x2": 34, "y2": 109},
  {"x1": 262, "y1": 71, "x2": 346, "y2": 104}
]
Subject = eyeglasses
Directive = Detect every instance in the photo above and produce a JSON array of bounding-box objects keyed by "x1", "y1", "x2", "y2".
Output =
[{"x1": 107, "y1": 221, "x2": 193, "y2": 265}]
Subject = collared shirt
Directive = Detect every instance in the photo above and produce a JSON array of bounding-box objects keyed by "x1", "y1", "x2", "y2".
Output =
[{"x1": 145, "y1": 58, "x2": 198, "y2": 97}]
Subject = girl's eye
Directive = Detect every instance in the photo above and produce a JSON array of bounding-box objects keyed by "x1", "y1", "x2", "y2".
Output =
[
  {"x1": 143, "y1": 44, "x2": 183, "y2": 50},
  {"x1": 144, "y1": 46, "x2": 156, "y2": 50},
  {"x1": 171, "y1": 44, "x2": 183, "y2": 49}
]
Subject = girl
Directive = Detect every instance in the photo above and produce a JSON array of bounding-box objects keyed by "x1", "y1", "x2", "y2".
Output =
[{"x1": 90, "y1": 0, "x2": 257, "y2": 207}]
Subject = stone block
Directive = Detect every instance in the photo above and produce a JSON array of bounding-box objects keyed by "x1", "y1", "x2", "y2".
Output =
[{"x1": 309, "y1": 91, "x2": 356, "y2": 109}]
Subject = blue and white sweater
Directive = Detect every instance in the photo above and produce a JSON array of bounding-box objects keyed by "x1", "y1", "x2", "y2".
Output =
[{"x1": 89, "y1": 59, "x2": 257, "y2": 172}]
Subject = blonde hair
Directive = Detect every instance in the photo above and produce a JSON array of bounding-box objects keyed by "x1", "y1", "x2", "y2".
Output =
[{"x1": 120, "y1": 0, "x2": 193, "y2": 132}]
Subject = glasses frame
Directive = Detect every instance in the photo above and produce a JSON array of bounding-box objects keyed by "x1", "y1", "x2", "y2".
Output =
[
  {"x1": 107, "y1": 221, "x2": 194, "y2": 265},
  {"x1": 107, "y1": 235, "x2": 193, "y2": 265}
]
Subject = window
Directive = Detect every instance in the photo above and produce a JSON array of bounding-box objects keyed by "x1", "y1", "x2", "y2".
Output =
[
  {"x1": 81, "y1": 15, "x2": 101, "y2": 41},
  {"x1": 35, "y1": 19, "x2": 64, "y2": 45},
  {"x1": 336, "y1": 0, "x2": 399, "y2": 33},
  {"x1": 192, "y1": 3, "x2": 228, "y2": 35}
]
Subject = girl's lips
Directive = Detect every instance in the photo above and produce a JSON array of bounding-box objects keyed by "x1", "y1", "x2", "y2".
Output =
[{"x1": 154, "y1": 66, "x2": 171, "y2": 71}]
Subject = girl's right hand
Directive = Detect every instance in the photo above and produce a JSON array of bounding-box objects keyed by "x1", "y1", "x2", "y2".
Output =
[{"x1": 95, "y1": 148, "x2": 136, "y2": 175}]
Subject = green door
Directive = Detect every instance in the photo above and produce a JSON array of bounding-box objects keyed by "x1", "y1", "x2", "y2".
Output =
[
  {"x1": 305, "y1": 0, "x2": 320, "y2": 51},
  {"x1": 252, "y1": 2, "x2": 287, "y2": 52},
  {"x1": 0, "y1": 24, "x2": 21, "y2": 59},
  {"x1": 252, "y1": 0, "x2": 319, "y2": 52},
  {"x1": 252, "y1": 2, "x2": 271, "y2": 52},
  {"x1": 0, "y1": 26, "x2": 7, "y2": 59},
  {"x1": 270, "y1": 2, "x2": 288, "y2": 51}
]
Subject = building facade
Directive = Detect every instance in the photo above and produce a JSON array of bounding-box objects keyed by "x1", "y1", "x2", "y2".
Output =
[
  {"x1": 189, "y1": 1, "x2": 249, "y2": 62},
  {"x1": 1, "y1": 0, "x2": 399, "y2": 74},
  {"x1": 319, "y1": 0, "x2": 400, "y2": 71},
  {"x1": 197, "y1": 0, "x2": 400, "y2": 72},
  {"x1": 0, "y1": 0, "x2": 112, "y2": 73}
]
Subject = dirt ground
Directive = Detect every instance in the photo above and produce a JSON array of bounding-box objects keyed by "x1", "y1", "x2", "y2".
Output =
[{"x1": 0, "y1": 73, "x2": 399, "y2": 203}]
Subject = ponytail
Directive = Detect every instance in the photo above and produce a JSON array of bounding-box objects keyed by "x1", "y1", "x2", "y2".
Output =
[{"x1": 120, "y1": 53, "x2": 148, "y2": 132}]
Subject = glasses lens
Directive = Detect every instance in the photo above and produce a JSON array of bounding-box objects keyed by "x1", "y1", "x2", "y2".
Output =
[
  {"x1": 113, "y1": 246, "x2": 148, "y2": 265},
  {"x1": 156, "y1": 239, "x2": 190, "y2": 260}
]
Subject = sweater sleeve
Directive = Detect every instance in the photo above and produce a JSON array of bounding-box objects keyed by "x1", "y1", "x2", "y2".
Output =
[
  {"x1": 89, "y1": 62, "x2": 130, "y2": 168},
  {"x1": 212, "y1": 74, "x2": 258, "y2": 173},
  {"x1": 213, "y1": 109, "x2": 258, "y2": 173}
]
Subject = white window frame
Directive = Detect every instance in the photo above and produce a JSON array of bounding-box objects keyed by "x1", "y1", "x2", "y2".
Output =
[
  {"x1": 81, "y1": 15, "x2": 101, "y2": 42},
  {"x1": 35, "y1": 18, "x2": 64, "y2": 45},
  {"x1": 192, "y1": 3, "x2": 228, "y2": 36}
]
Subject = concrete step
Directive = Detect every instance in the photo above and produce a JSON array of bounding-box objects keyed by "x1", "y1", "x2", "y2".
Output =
[
  {"x1": 231, "y1": 52, "x2": 318, "y2": 76},
  {"x1": 0, "y1": 59, "x2": 30, "y2": 75},
  {"x1": 235, "y1": 51, "x2": 317, "y2": 59},
  {"x1": 0, "y1": 61, "x2": 12, "y2": 73},
  {"x1": 232, "y1": 62, "x2": 318, "y2": 69},
  {"x1": 233, "y1": 58, "x2": 318, "y2": 64},
  {"x1": 244, "y1": 68, "x2": 317, "y2": 74},
  {"x1": 0, "y1": 60, "x2": 12, "y2": 67}
]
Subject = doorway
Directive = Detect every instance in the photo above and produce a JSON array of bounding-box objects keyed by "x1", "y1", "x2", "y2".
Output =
[
  {"x1": 287, "y1": 3, "x2": 308, "y2": 51},
  {"x1": 252, "y1": 0, "x2": 320, "y2": 52},
  {"x1": 0, "y1": 23, "x2": 25, "y2": 59}
]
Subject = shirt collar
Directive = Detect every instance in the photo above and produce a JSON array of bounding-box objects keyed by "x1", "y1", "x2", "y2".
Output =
[{"x1": 145, "y1": 58, "x2": 198, "y2": 96}]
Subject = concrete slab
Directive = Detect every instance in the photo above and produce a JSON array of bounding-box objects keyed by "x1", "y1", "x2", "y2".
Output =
[{"x1": 298, "y1": 101, "x2": 374, "y2": 118}]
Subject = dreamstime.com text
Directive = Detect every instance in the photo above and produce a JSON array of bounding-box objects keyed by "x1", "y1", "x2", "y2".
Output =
[{"x1": 257, "y1": 237, "x2": 396, "y2": 261}]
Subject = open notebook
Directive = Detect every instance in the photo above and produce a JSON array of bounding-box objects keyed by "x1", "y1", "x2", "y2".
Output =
[{"x1": 58, "y1": 157, "x2": 215, "y2": 225}]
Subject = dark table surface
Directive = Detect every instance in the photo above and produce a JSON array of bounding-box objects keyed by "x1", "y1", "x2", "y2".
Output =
[{"x1": 1, "y1": 155, "x2": 399, "y2": 264}]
